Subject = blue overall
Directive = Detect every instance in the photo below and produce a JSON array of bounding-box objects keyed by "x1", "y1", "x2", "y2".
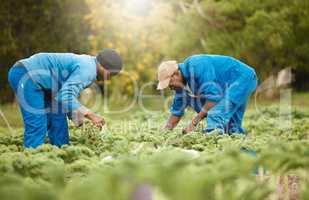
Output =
[
  {"x1": 170, "y1": 55, "x2": 258, "y2": 134},
  {"x1": 8, "y1": 53, "x2": 97, "y2": 148}
]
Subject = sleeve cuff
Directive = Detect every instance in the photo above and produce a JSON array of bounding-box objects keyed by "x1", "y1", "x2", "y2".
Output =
[
  {"x1": 77, "y1": 105, "x2": 90, "y2": 116},
  {"x1": 170, "y1": 110, "x2": 184, "y2": 117},
  {"x1": 69, "y1": 106, "x2": 90, "y2": 127}
]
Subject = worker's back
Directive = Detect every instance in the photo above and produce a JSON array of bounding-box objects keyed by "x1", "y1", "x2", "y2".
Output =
[
  {"x1": 18, "y1": 53, "x2": 97, "y2": 91},
  {"x1": 183, "y1": 54, "x2": 256, "y2": 86}
]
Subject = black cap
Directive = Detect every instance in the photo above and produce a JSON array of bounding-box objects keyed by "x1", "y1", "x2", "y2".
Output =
[{"x1": 96, "y1": 48, "x2": 123, "y2": 75}]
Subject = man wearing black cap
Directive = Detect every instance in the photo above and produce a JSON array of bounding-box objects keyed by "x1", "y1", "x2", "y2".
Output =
[{"x1": 8, "y1": 49, "x2": 123, "y2": 148}]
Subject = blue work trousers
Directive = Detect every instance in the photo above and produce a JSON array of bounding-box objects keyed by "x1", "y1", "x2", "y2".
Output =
[
  {"x1": 187, "y1": 75, "x2": 257, "y2": 134},
  {"x1": 186, "y1": 97, "x2": 247, "y2": 134},
  {"x1": 205, "y1": 73, "x2": 258, "y2": 134},
  {"x1": 8, "y1": 65, "x2": 69, "y2": 148}
]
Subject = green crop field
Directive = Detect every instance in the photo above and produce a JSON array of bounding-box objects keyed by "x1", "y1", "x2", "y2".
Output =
[
  {"x1": 0, "y1": 103, "x2": 308, "y2": 200},
  {"x1": 1, "y1": 0, "x2": 309, "y2": 199}
]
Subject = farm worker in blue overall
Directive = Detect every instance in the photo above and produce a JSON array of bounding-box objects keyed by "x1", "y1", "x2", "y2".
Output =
[
  {"x1": 157, "y1": 54, "x2": 258, "y2": 134},
  {"x1": 8, "y1": 49, "x2": 123, "y2": 148}
]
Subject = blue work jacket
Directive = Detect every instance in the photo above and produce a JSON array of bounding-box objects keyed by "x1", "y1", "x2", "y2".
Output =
[
  {"x1": 19, "y1": 53, "x2": 97, "y2": 112},
  {"x1": 170, "y1": 54, "x2": 257, "y2": 117}
]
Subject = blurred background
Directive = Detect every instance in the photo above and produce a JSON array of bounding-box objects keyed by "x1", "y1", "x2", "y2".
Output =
[{"x1": 1, "y1": 0, "x2": 309, "y2": 126}]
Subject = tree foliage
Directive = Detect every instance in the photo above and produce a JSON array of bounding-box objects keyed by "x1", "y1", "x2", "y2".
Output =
[
  {"x1": 85, "y1": 0, "x2": 178, "y2": 98},
  {"x1": 0, "y1": 0, "x2": 90, "y2": 102},
  {"x1": 168, "y1": 0, "x2": 309, "y2": 79},
  {"x1": 1, "y1": 0, "x2": 309, "y2": 102}
]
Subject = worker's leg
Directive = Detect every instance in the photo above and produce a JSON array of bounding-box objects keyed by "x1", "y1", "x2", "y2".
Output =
[
  {"x1": 46, "y1": 99, "x2": 69, "y2": 147},
  {"x1": 208, "y1": 71, "x2": 257, "y2": 135},
  {"x1": 204, "y1": 98, "x2": 239, "y2": 134},
  {"x1": 226, "y1": 76, "x2": 257, "y2": 134},
  {"x1": 227, "y1": 101, "x2": 247, "y2": 134},
  {"x1": 8, "y1": 66, "x2": 47, "y2": 148}
]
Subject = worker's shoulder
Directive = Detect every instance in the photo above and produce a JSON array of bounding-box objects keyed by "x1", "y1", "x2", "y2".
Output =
[
  {"x1": 185, "y1": 54, "x2": 216, "y2": 62},
  {"x1": 185, "y1": 54, "x2": 206, "y2": 60},
  {"x1": 190, "y1": 54, "x2": 242, "y2": 66},
  {"x1": 208, "y1": 55, "x2": 244, "y2": 65},
  {"x1": 52, "y1": 53, "x2": 96, "y2": 66},
  {"x1": 187, "y1": 54, "x2": 236, "y2": 60},
  {"x1": 184, "y1": 54, "x2": 215, "y2": 66},
  {"x1": 73, "y1": 54, "x2": 97, "y2": 79},
  {"x1": 33, "y1": 52, "x2": 93, "y2": 60},
  {"x1": 74, "y1": 55, "x2": 97, "y2": 68},
  {"x1": 32, "y1": 52, "x2": 74, "y2": 57},
  {"x1": 44, "y1": 52, "x2": 96, "y2": 74}
]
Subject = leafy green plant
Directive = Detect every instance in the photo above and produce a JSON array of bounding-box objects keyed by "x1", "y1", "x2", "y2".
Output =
[{"x1": 0, "y1": 106, "x2": 308, "y2": 200}]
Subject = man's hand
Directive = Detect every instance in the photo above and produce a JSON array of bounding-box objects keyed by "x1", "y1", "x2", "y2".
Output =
[
  {"x1": 85, "y1": 112, "x2": 105, "y2": 128},
  {"x1": 182, "y1": 115, "x2": 201, "y2": 134},
  {"x1": 183, "y1": 122, "x2": 196, "y2": 134},
  {"x1": 183, "y1": 101, "x2": 217, "y2": 134}
]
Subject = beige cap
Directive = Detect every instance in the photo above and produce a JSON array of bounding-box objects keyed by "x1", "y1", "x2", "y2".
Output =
[{"x1": 157, "y1": 60, "x2": 178, "y2": 90}]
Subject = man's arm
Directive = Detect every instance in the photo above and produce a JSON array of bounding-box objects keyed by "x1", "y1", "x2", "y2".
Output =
[
  {"x1": 55, "y1": 66, "x2": 105, "y2": 128},
  {"x1": 183, "y1": 101, "x2": 217, "y2": 134},
  {"x1": 84, "y1": 111, "x2": 105, "y2": 128},
  {"x1": 165, "y1": 89, "x2": 188, "y2": 131},
  {"x1": 165, "y1": 114, "x2": 182, "y2": 130},
  {"x1": 70, "y1": 107, "x2": 105, "y2": 128},
  {"x1": 182, "y1": 58, "x2": 222, "y2": 134}
]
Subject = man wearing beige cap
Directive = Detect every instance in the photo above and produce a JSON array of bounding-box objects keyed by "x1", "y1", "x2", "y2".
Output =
[{"x1": 157, "y1": 54, "x2": 258, "y2": 135}]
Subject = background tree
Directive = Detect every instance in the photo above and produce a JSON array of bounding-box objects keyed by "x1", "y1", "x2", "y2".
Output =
[
  {"x1": 167, "y1": 0, "x2": 309, "y2": 89},
  {"x1": 0, "y1": 0, "x2": 90, "y2": 102},
  {"x1": 1, "y1": 0, "x2": 309, "y2": 103},
  {"x1": 86, "y1": 0, "x2": 178, "y2": 100}
]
